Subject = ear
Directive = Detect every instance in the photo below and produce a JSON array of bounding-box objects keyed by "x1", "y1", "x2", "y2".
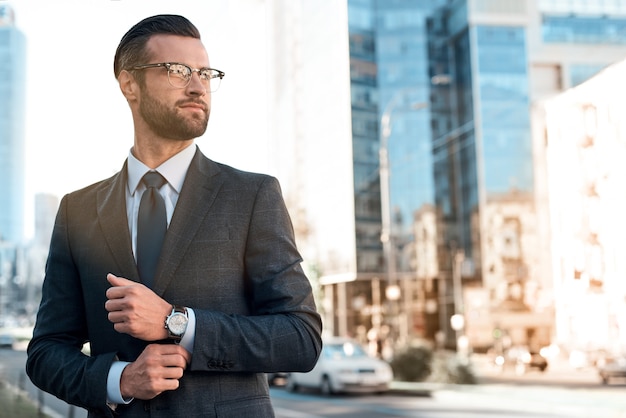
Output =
[{"x1": 118, "y1": 70, "x2": 140, "y2": 102}]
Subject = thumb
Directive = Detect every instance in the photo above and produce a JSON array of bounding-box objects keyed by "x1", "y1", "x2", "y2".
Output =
[{"x1": 107, "y1": 273, "x2": 135, "y2": 287}]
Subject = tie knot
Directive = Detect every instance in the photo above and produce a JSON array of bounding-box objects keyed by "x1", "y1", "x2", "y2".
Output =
[{"x1": 142, "y1": 171, "x2": 166, "y2": 189}]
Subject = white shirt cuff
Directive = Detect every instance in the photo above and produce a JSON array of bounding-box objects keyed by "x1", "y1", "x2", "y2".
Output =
[
  {"x1": 180, "y1": 307, "x2": 196, "y2": 354},
  {"x1": 106, "y1": 361, "x2": 132, "y2": 405}
]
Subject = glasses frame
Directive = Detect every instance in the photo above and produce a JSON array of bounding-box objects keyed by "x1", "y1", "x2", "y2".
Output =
[{"x1": 130, "y1": 62, "x2": 225, "y2": 91}]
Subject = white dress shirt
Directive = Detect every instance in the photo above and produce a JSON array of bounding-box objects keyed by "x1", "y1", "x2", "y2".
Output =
[{"x1": 107, "y1": 143, "x2": 198, "y2": 404}]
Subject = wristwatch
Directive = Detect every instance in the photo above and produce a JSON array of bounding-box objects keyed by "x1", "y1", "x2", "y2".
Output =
[{"x1": 165, "y1": 305, "x2": 189, "y2": 342}]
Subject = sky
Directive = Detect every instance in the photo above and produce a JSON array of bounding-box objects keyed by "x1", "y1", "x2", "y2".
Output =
[{"x1": 7, "y1": 0, "x2": 275, "y2": 238}]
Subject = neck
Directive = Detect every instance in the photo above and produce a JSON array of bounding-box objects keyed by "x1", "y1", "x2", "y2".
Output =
[{"x1": 132, "y1": 137, "x2": 194, "y2": 169}]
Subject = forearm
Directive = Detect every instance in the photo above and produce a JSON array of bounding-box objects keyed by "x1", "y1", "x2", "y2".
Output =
[
  {"x1": 189, "y1": 307, "x2": 321, "y2": 373},
  {"x1": 27, "y1": 335, "x2": 115, "y2": 409}
]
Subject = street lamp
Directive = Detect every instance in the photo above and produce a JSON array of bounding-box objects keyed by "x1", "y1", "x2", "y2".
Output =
[{"x1": 379, "y1": 89, "x2": 428, "y2": 346}]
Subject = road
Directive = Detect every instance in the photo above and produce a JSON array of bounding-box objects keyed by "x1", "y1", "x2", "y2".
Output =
[
  {"x1": 2, "y1": 347, "x2": 626, "y2": 418},
  {"x1": 271, "y1": 387, "x2": 577, "y2": 418},
  {"x1": 272, "y1": 353, "x2": 626, "y2": 417},
  {"x1": 0, "y1": 347, "x2": 86, "y2": 418},
  {"x1": 271, "y1": 369, "x2": 626, "y2": 418}
]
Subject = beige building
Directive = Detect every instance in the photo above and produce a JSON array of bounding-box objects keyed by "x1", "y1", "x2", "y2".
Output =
[{"x1": 535, "y1": 58, "x2": 626, "y2": 357}]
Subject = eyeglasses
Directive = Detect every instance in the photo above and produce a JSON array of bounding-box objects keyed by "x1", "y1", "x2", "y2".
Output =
[{"x1": 130, "y1": 62, "x2": 225, "y2": 92}]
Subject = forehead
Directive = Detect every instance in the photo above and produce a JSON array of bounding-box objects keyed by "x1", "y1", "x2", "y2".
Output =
[{"x1": 145, "y1": 34, "x2": 210, "y2": 66}]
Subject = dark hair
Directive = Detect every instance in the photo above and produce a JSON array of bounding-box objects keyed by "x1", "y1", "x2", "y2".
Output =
[{"x1": 113, "y1": 14, "x2": 201, "y2": 79}]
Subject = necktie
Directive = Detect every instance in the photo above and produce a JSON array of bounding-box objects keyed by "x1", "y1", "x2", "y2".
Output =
[{"x1": 137, "y1": 171, "x2": 167, "y2": 288}]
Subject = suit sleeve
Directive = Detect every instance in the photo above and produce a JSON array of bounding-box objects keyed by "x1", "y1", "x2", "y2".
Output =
[
  {"x1": 25, "y1": 195, "x2": 115, "y2": 414},
  {"x1": 190, "y1": 176, "x2": 323, "y2": 373}
]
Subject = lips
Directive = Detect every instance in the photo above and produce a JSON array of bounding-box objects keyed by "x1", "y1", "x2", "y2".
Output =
[{"x1": 179, "y1": 101, "x2": 207, "y2": 112}]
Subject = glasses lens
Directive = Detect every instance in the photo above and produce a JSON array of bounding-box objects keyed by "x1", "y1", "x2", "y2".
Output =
[
  {"x1": 203, "y1": 69, "x2": 222, "y2": 92},
  {"x1": 167, "y1": 64, "x2": 192, "y2": 88}
]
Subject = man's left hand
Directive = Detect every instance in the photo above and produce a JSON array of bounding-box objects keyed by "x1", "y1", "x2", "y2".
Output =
[{"x1": 105, "y1": 273, "x2": 171, "y2": 341}]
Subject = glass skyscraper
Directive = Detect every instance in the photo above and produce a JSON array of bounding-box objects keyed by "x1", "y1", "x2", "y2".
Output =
[
  {"x1": 428, "y1": 1, "x2": 536, "y2": 349},
  {"x1": 327, "y1": 0, "x2": 626, "y2": 352},
  {"x1": 0, "y1": 4, "x2": 26, "y2": 244},
  {"x1": 427, "y1": 0, "x2": 626, "y2": 350},
  {"x1": 335, "y1": 0, "x2": 446, "y2": 348}
]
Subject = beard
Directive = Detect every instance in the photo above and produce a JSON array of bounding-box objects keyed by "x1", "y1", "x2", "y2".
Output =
[{"x1": 139, "y1": 89, "x2": 209, "y2": 141}]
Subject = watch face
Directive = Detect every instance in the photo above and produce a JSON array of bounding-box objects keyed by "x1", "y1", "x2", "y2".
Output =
[{"x1": 167, "y1": 312, "x2": 188, "y2": 335}]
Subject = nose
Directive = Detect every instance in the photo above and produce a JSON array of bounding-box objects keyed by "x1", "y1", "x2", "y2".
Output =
[{"x1": 186, "y1": 71, "x2": 207, "y2": 96}]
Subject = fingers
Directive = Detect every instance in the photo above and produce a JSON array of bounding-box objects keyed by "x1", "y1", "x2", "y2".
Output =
[
  {"x1": 105, "y1": 274, "x2": 148, "y2": 310},
  {"x1": 151, "y1": 344, "x2": 191, "y2": 368},
  {"x1": 162, "y1": 353, "x2": 190, "y2": 370},
  {"x1": 120, "y1": 354, "x2": 185, "y2": 399},
  {"x1": 151, "y1": 343, "x2": 190, "y2": 356},
  {"x1": 107, "y1": 273, "x2": 135, "y2": 287},
  {"x1": 104, "y1": 273, "x2": 172, "y2": 341},
  {"x1": 120, "y1": 344, "x2": 191, "y2": 400},
  {"x1": 175, "y1": 346, "x2": 192, "y2": 365},
  {"x1": 106, "y1": 274, "x2": 142, "y2": 299}
]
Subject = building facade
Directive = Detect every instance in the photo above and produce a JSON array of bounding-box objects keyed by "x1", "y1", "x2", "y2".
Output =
[
  {"x1": 537, "y1": 58, "x2": 626, "y2": 357},
  {"x1": 319, "y1": 0, "x2": 448, "y2": 351},
  {"x1": 0, "y1": 4, "x2": 26, "y2": 244},
  {"x1": 318, "y1": 0, "x2": 626, "y2": 355},
  {"x1": 426, "y1": 0, "x2": 626, "y2": 351}
]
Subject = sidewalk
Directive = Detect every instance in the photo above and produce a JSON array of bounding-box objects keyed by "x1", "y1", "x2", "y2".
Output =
[{"x1": 388, "y1": 353, "x2": 603, "y2": 397}]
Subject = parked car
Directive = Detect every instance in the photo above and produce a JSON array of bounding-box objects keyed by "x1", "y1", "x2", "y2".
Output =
[
  {"x1": 266, "y1": 372, "x2": 288, "y2": 386},
  {"x1": 0, "y1": 333, "x2": 14, "y2": 349},
  {"x1": 493, "y1": 346, "x2": 548, "y2": 373},
  {"x1": 598, "y1": 356, "x2": 626, "y2": 384},
  {"x1": 286, "y1": 337, "x2": 393, "y2": 395}
]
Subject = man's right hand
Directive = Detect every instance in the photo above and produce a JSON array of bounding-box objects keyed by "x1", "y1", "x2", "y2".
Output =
[{"x1": 120, "y1": 343, "x2": 192, "y2": 400}]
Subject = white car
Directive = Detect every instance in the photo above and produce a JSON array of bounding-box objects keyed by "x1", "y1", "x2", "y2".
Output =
[
  {"x1": 598, "y1": 356, "x2": 626, "y2": 384},
  {"x1": 286, "y1": 337, "x2": 393, "y2": 395},
  {"x1": 0, "y1": 333, "x2": 14, "y2": 348}
]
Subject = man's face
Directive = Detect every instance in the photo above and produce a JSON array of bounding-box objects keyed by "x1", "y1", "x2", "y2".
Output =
[{"x1": 136, "y1": 35, "x2": 211, "y2": 141}]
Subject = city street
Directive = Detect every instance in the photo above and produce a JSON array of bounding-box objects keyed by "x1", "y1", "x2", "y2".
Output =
[
  {"x1": 271, "y1": 380, "x2": 626, "y2": 418},
  {"x1": 2, "y1": 347, "x2": 626, "y2": 418},
  {"x1": 272, "y1": 363, "x2": 626, "y2": 418}
]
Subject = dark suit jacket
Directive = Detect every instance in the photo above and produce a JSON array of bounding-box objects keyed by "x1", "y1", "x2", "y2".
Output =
[{"x1": 26, "y1": 148, "x2": 322, "y2": 417}]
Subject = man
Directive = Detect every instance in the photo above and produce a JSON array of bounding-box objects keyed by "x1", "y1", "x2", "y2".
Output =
[{"x1": 26, "y1": 14, "x2": 322, "y2": 418}]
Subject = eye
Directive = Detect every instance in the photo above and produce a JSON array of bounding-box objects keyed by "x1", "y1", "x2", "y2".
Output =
[
  {"x1": 168, "y1": 64, "x2": 191, "y2": 79},
  {"x1": 199, "y1": 68, "x2": 217, "y2": 80}
]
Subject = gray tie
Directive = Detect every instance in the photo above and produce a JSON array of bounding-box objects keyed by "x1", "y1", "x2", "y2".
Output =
[{"x1": 137, "y1": 171, "x2": 167, "y2": 288}]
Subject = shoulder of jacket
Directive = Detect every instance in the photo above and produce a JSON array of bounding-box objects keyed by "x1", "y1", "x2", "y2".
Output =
[{"x1": 63, "y1": 171, "x2": 120, "y2": 201}]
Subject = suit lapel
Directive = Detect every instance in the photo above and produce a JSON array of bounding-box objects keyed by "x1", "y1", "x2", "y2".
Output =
[
  {"x1": 153, "y1": 149, "x2": 223, "y2": 295},
  {"x1": 97, "y1": 161, "x2": 139, "y2": 280}
]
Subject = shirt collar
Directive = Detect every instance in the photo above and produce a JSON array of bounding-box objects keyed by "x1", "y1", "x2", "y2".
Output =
[{"x1": 127, "y1": 144, "x2": 197, "y2": 195}]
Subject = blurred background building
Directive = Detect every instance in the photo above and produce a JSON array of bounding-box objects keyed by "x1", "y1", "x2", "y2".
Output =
[
  {"x1": 4, "y1": 0, "x2": 626, "y2": 364},
  {"x1": 318, "y1": 0, "x2": 626, "y2": 358},
  {"x1": 0, "y1": 4, "x2": 26, "y2": 245},
  {"x1": 0, "y1": 3, "x2": 28, "y2": 327},
  {"x1": 535, "y1": 57, "x2": 626, "y2": 360}
]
